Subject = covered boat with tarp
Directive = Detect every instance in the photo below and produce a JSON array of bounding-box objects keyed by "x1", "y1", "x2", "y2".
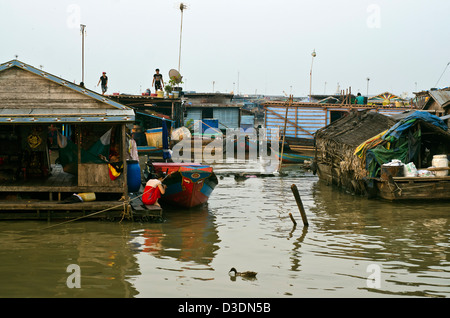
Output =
[{"x1": 356, "y1": 111, "x2": 450, "y2": 200}]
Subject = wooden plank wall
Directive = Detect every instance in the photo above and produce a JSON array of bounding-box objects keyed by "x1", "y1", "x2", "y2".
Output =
[{"x1": 0, "y1": 67, "x2": 108, "y2": 109}]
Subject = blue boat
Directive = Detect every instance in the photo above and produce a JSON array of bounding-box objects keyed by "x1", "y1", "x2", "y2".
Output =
[{"x1": 272, "y1": 148, "x2": 313, "y2": 164}]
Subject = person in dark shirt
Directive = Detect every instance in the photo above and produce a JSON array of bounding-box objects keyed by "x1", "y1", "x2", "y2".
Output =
[
  {"x1": 97, "y1": 72, "x2": 108, "y2": 95},
  {"x1": 152, "y1": 68, "x2": 164, "y2": 92}
]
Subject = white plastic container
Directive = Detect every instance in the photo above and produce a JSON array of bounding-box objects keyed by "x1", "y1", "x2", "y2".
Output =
[{"x1": 432, "y1": 155, "x2": 449, "y2": 177}]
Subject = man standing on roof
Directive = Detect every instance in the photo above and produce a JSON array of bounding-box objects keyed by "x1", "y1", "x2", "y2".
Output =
[
  {"x1": 97, "y1": 72, "x2": 108, "y2": 95},
  {"x1": 152, "y1": 68, "x2": 164, "y2": 92}
]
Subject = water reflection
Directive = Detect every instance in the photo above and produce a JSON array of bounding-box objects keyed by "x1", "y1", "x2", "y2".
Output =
[
  {"x1": 0, "y1": 160, "x2": 448, "y2": 298},
  {"x1": 309, "y1": 181, "x2": 450, "y2": 297},
  {"x1": 0, "y1": 221, "x2": 140, "y2": 297},
  {"x1": 129, "y1": 205, "x2": 220, "y2": 266}
]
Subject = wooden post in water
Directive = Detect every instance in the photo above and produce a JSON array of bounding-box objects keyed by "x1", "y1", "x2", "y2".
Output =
[
  {"x1": 288, "y1": 212, "x2": 297, "y2": 226},
  {"x1": 291, "y1": 184, "x2": 309, "y2": 227}
]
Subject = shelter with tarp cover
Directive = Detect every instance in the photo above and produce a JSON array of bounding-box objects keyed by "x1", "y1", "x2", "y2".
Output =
[
  {"x1": 0, "y1": 59, "x2": 141, "y2": 219},
  {"x1": 356, "y1": 111, "x2": 450, "y2": 200},
  {"x1": 314, "y1": 110, "x2": 397, "y2": 195},
  {"x1": 315, "y1": 109, "x2": 450, "y2": 200}
]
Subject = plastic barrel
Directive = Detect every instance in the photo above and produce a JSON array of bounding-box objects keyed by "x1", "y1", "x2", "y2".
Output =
[
  {"x1": 127, "y1": 160, "x2": 142, "y2": 192},
  {"x1": 432, "y1": 155, "x2": 449, "y2": 177}
]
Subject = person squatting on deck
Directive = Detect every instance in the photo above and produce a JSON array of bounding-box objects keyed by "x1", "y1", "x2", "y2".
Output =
[{"x1": 142, "y1": 173, "x2": 166, "y2": 207}]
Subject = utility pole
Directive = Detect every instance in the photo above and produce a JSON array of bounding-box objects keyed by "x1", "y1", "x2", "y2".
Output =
[
  {"x1": 178, "y1": 3, "x2": 187, "y2": 72},
  {"x1": 80, "y1": 24, "x2": 86, "y2": 83},
  {"x1": 309, "y1": 49, "x2": 316, "y2": 102},
  {"x1": 366, "y1": 77, "x2": 370, "y2": 98}
]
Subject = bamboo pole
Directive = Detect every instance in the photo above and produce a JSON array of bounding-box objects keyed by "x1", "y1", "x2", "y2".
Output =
[{"x1": 278, "y1": 95, "x2": 293, "y2": 172}]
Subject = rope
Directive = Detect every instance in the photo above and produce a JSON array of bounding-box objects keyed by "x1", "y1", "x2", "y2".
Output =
[{"x1": 40, "y1": 187, "x2": 155, "y2": 230}]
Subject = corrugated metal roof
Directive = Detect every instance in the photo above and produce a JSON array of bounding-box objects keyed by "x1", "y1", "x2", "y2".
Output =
[
  {"x1": 0, "y1": 60, "x2": 135, "y2": 123},
  {"x1": 429, "y1": 90, "x2": 450, "y2": 108}
]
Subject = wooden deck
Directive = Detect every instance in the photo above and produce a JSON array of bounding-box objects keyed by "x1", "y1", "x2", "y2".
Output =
[
  {"x1": 0, "y1": 196, "x2": 162, "y2": 221},
  {"x1": 0, "y1": 165, "x2": 162, "y2": 220}
]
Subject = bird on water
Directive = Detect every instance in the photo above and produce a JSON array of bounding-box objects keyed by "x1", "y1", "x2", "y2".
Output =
[{"x1": 229, "y1": 267, "x2": 257, "y2": 278}]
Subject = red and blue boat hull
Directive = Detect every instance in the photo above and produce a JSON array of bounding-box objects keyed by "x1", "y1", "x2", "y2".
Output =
[{"x1": 150, "y1": 163, "x2": 218, "y2": 208}]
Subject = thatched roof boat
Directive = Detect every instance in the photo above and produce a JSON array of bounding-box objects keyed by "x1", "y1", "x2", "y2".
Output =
[
  {"x1": 314, "y1": 110, "x2": 396, "y2": 195},
  {"x1": 314, "y1": 109, "x2": 450, "y2": 201}
]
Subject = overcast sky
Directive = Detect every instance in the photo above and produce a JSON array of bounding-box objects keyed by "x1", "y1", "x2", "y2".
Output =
[{"x1": 1, "y1": 0, "x2": 449, "y2": 97}]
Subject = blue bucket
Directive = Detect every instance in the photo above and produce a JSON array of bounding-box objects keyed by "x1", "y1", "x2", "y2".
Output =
[{"x1": 127, "y1": 160, "x2": 141, "y2": 193}]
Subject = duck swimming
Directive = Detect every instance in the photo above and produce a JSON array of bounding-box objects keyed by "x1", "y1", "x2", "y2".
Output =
[{"x1": 229, "y1": 267, "x2": 257, "y2": 278}]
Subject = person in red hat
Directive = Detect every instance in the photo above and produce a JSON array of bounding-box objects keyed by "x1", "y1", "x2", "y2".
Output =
[{"x1": 97, "y1": 71, "x2": 108, "y2": 95}]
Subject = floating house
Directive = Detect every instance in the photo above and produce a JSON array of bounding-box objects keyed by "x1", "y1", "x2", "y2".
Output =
[
  {"x1": 262, "y1": 99, "x2": 415, "y2": 160},
  {"x1": 416, "y1": 89, "x2": 450, "y2": 116},
  {"x1": 314, "y1": 109, "x2": 450, "y2": 201},
  {"x1": 183, "y1": 92, "x2": 245, "y2": 131},
  {"x1": 0, "y1": 60, "x2": 160, "y2": 220},
  {"x1": 314, "y1": 110, "x2": 397, "y2": 195}
]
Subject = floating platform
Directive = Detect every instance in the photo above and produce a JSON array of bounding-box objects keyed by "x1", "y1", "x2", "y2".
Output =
[{"x1": 0, "y1": 197, "x2": 162, "y2": 221}]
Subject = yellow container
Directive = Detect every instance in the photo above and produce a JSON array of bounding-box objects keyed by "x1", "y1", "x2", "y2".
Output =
[
  {"x1": 157, "y1": 90, "x2": 164, "y2": 98},
  {"x1": 145, "y1": 128, "x2": 163, "y2": 148},
  {"x1": 78, "y1": 193, "x2": 96, "y2": 202}
]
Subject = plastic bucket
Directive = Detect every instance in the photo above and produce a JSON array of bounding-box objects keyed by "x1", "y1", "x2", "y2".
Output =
[
  {"x1": 127, "y1": 160, "x2": 142, "y2": 192},
  {"x1": 432, "y1": 155, "x2": 449, "y2": 177}
]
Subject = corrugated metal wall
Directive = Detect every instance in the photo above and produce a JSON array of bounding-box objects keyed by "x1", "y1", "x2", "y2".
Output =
[
  {"x1": 185, "y1": 107, "x2": 240, "y2": 130},
  {"x1": 265, "y1": 105, "x2": 411, "y2": 140},
  {"x1": 265, "y1": 106, "x2": 326, "y2": 139},
  {"x1": 213, "y1": 108, "x2": 240, "y2": 129}
]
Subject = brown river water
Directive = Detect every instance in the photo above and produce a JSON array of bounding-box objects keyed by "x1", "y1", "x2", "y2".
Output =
[{"x1": 0, "y1": 160, "x2": 449, "y2": 298}]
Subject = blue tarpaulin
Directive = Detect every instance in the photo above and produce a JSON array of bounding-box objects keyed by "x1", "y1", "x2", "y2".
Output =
[
  {"x1": 162, "y1": 118, "x2": 171, "y2": 161},
  {"x1": 364, "y1": 111, "x2": 447, "y2": 184},
  {"x1": 382, "y1": 111, "x2": 448, "y2": 141}
]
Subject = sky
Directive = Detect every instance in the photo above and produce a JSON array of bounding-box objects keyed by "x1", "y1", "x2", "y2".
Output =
[{"x1": 1, "y1": 0, "x2": 449, "y2": 98}]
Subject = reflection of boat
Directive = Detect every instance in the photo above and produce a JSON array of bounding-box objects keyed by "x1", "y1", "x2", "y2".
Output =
[{"x1": 150, "y1": 162, "x2": 218, "y2": 208}]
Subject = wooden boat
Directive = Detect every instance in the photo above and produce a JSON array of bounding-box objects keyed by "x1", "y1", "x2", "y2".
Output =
[
  {"x1": 375, "y1": 175, "x2": 450, "y2": 201},
  {"x1": 149, "y1": 162, "x2": 218, "y2": 208},
  {"x1": 284, "y1": 136, "x2": 316, "y2": 158},
  {"x1": 137, "y1": 146, "x2": 163, "y2": 156},
  {"x1": 272, "y1": 148, "x2": 313, "y2": 164}
]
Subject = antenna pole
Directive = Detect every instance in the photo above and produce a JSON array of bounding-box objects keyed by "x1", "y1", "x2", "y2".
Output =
[
  {"x1": 80, "y1": 24, "x2": 86, "y2": 83},
  {"x1": 435, "y1": 62, "x2": 450, "y2": 88},
  {"x1": 178, "y1": 3, "x2": 185, "y2": 72}
]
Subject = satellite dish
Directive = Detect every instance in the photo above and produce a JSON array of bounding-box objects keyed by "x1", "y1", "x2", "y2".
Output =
[{"x1": 169, "y1": 69, "x2": 183, "y2": 83}]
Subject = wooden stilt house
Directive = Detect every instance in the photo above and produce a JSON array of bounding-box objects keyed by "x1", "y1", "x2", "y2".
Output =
[{"x1": 0, "y1": 60, "x2": 152, "y2": 220}]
